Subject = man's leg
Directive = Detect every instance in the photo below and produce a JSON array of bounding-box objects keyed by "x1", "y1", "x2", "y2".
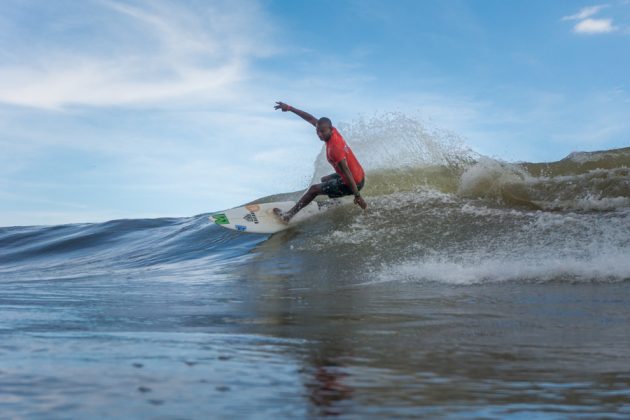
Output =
[
  {"x1": 274, "y1": 183, "x2": 323, "y2": 222},
  {"x1": 320, "y1": 173, "x2": 337, "y2": 183}
]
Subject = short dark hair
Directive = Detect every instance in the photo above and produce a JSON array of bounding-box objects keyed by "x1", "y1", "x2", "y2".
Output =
[{"x1": 317, "y1": 117, "x2": 332, "y2": 128}]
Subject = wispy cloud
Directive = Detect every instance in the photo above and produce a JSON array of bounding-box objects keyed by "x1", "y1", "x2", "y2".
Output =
[
  {"x1": 0, "y1": 0, "x2": 274, "y2": 109},
  {"x1": 562, "y1": 5, "x2": 608, "y2": 21},
  {"x1": 0, "y1": 0, "x2": 301, "y2": 226}
]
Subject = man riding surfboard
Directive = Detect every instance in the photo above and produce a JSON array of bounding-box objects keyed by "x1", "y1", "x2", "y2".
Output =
[{"x1": 273, "y1": 102, "x2": 367, "y2": 222}]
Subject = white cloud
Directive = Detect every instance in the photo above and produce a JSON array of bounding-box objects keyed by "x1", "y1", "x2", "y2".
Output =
[
  {"x1": 0, "y1": 60, "x2": 243, "y2": 109},
  {"x1": 562, "y1": 5, "x2": 608, "y2": 21},
  {"x1": 562, "y1": 4, "x2": 620, "y2": 35},
  {"x1": 0, "y1": 0, "x2": 274, "y2": 109},
  {"x1": 573, "y1": 18, "x2": 617, "y2": 34}
]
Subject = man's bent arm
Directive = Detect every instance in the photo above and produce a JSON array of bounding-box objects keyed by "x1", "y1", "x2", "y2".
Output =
[
  {"x1": 338, "y1": 159, "x2": 361, "y2": 197},
  {"x1": 275, "y1": 101, "x2": 318, "y2": 126},
  {"x1": 338, "y1": 159, "x2": 367, "y2": 210}
]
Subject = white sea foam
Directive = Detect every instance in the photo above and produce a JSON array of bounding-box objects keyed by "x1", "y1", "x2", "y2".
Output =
[
  {"x1": 539, "y1": 195, "x2": 630, "y2": 212},
  {"x1": 458, "y1": 157, "x2": 530, "y2": 197},
  {"x1": 309, "y1": 113, "x2": 477, "y2": 184},
  {"x1": 377, "y1": 251, "x2": 630, "y2": 285},
  {"x1": 459, "y1": 203, "x2": 530, "y2": 218},
  {"x1": 371, "y1": 204, "x2": 630, "y2": 285}
]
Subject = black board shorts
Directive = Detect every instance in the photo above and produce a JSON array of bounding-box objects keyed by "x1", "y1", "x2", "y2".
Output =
[{"x1": 321, "y1": 173, "x2": 365, "y2": 198}]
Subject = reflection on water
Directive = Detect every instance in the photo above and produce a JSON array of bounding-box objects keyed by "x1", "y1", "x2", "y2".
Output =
[
  {"x1": 307, "y1": 363, "x2": 353, "y2": 416},
  {"x1": 235, "y1": 241, "x2": 630, "y2": 418},
  {"x1": 2, "y1": 257, "x2": 630, "y2": 417}
]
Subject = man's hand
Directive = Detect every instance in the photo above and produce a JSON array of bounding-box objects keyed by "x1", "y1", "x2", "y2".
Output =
[
  {"x1": 274, "y1": 101, "x2": 291, "y2": 112},
  {"x1": 274, "y1": 102, "x2": 318, "y2": 126},
  {"x1": 354, "y1": 194, "x2": 367, "y2": 210}
]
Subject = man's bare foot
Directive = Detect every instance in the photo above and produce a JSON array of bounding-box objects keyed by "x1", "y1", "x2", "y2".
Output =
[{"x1": 272, "y1": 208, "x2": 291, "y2": 223}]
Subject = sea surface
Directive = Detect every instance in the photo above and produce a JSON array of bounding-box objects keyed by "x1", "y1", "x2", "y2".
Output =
[{"x1": 2, "y1": 116, "x2": 630, "y2": 418}]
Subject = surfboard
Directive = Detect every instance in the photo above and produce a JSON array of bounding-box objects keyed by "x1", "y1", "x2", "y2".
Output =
[{"x1": 209, "y1": 199, "x2": 348, "y2": 234}]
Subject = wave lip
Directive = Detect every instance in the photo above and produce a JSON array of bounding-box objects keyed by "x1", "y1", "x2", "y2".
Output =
[
  {"x1": 0, "y1": 215, "x2": 263, "y2": 280},
  {"x1": 456, "y1": 149, "x2": 630, "y2": 212}
]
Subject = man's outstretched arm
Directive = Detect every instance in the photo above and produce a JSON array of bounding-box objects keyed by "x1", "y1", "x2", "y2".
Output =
[{"x1": 275, "y1": 102, "x2": 318, "y2": 127}]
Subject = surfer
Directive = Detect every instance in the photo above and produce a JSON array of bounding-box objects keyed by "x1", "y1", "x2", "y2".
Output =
[{"x1": 273, "y1": 102, "x2": 367, "y2": 222}]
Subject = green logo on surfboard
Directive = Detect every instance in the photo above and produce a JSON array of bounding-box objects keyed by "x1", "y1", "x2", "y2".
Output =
[{"x1": 212, "y1": 213, "x2": 229, "y2": 225}]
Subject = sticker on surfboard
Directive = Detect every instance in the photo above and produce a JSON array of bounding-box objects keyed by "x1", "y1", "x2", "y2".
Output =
[{"x1": 211, "y1": 213, "x2": 229, "y2": 225}]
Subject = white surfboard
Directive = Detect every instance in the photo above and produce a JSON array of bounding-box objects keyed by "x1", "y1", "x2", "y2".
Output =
[{"x1": 209, "y1": 199, "x2": 348, "y2": 234}]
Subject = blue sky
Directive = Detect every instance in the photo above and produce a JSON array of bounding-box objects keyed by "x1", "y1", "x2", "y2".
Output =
[{"x1": 1, "y1": 0, "x2": 629, "y2": 226}]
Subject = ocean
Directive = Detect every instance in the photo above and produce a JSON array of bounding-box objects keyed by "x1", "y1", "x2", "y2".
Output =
[{"x1": 1, "y1": 115, "x2": 630, "y2": 418}]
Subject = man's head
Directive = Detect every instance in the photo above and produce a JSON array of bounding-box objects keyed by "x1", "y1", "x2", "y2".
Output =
[{"x1": 316, "y1": 117, "x2": 333, "y2": 142}]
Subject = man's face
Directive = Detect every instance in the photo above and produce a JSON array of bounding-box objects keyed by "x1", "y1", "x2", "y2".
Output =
[{"x1": 316, "y1": 123, "x2": 332, "y2": 142}]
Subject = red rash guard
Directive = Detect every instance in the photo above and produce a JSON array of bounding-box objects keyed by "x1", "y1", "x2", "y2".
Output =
[{"x1": 326, "y1": 127, "x2": 365, "y2": 187}]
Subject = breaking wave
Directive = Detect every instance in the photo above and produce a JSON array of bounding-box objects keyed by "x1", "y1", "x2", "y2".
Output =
[{"x1": 2, "y1": 114, "x2": 629, "y2": 285}]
